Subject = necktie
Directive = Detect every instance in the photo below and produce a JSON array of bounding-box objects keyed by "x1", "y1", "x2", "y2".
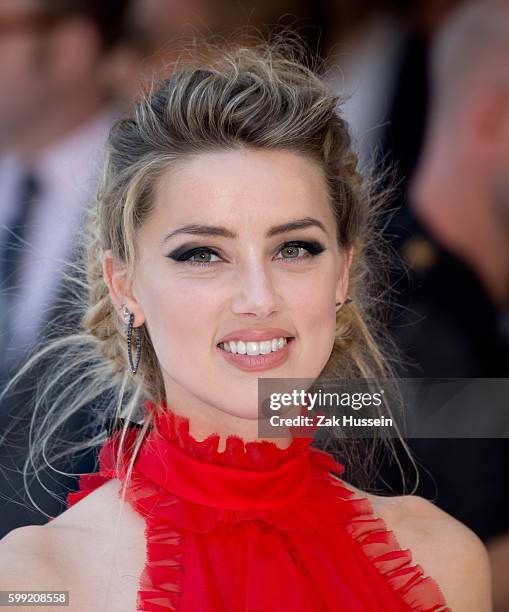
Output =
[{"x1": 0, "y1": 171, "x2": 40, "y2": 363}]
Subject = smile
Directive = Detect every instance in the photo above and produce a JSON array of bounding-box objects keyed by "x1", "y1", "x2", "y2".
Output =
[
  {"x1": 217, "y1": 337, "x2": 290, "y2": 355},
  {"x1": 217, "y1": 337, "x2": 295, "y2": 372}
]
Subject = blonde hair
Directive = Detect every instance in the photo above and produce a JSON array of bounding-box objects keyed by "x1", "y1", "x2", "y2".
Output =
[{"x1": 1, "y1": 31, "x2": 411, "y2": 514}]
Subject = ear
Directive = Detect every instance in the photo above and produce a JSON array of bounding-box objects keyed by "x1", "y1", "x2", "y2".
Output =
[
  {"x1": 471, "y1": 86, "x2": 509, "y2": 161},
  {"x1": 102, "y1": 249, "x2": 146, "y2": 327},
  {"x1": 335, "y1": 245, "x2": 354, "y2": 306}
]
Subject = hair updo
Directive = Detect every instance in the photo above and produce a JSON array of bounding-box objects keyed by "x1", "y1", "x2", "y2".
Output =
[
  {"x1": 89, "y1": 37, "x2": 392, "y2": 401},
  {"x1": 2, "y1": 32, "x2": 405, "y2": 505}
]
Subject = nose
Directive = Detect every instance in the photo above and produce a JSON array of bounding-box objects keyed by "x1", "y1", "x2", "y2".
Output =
[{"x1": 231, "y1": 257, "x2": 279, "y2": 319}]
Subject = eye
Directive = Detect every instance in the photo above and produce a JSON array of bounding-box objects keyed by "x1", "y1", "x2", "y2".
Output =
[
  {"x1": 187, "y1": 249, "x2": 221, "y2": 266},
  {"x1": 274, "y1": 240, "x2": 325, "y2": 263},
  {"x1": 167, "y1": 246, "x2": 222, "y2": 268},
  {"x1": 166, "y1": 240, "x2": 325, "y2": 269}
]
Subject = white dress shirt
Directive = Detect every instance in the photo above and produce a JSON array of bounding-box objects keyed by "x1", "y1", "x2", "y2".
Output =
[
  {"x1": 0, "y1": 109, "x2": 117, "y2": 364},
  {"x1": 324, "y1": 13, "x2": 405, "y2": 173}
]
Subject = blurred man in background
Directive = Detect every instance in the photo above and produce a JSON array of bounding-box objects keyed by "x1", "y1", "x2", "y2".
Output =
[
  {"x1": 0, "y1": 0, "x2": 131, "y2": 535},
  {"x1": 323, "y1": 0, "x2": 465, "y2": 174},
  {"x1": 111, "y1": 0, "x2": 323, "y2": 106},
  {"x1": 378, "y1": 0, "x2": 509, "y2": 378},
  {"x1": 323, "y1": 0, "x2": 408, "y2": 171},
  {"x1": 409, "y1": 2, "x2": 509, "y2": 607},
  {"x1": 324, "y1": 2, "x2": 509, "y2": 607},
  {"x1": 412, "y1": 0, "x2": 509, "y2": 312},
  {"x1": 0, "y1": 0, "x2": 130, "y2": 370}
]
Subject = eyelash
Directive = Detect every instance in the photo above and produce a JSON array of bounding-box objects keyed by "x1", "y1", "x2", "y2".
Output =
[{"x1": 168, "y1": 240, "x2": 326, "y2": 268}]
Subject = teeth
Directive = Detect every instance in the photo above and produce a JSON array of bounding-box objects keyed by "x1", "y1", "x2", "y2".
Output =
[
  {"x1": 219, "y1": 337, "x2": 289, "y2": 355},
  {"x1": 259, "y1": 341, "x2": 272, "y2": 355}
]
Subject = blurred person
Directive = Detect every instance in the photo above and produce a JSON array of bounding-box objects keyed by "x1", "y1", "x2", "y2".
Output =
[
  {"x1": 323, "y1": 0, "x2": 465, "y2": 174},
  {"x1": 407, "y1": 1, "x2": 509, "y2": 609},
  {"x1": 126, "y1": 0, "x2": 315, "y2": 50},
  {"x1": 111, "y1": 0, "x2": 322, "y2": 107},
  {"x1": 0, "y1": 38, "x2": 490, "y2": 611},
  {"x1": 411, "y1": 0, "x2": 509, "y2": 311},
  {"x1": 324, "y1": 3, "x2": 509, "y2": 605},
  {"x1": 401, "y1": 0, "x2": 509, "y2": 379},
  {"x1": 0, "y1": 0, "x2": 131, "y2": 535},
  {"x1": 323, "y1": 0, "x2": 408, "y2": 171},
  {"x1": 0, "y1": 0, "x2": 131, "y2": 369},
  {"x1": 108, "y1": 0, "x2": 216, "y2": 106}
]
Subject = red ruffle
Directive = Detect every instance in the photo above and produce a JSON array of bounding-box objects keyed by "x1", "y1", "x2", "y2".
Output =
[
  {"x1": 67, "y1": 404, "x2": 451, "y2": 611},
  {"x1": 146, "y1": 399, "x2": 316, "y2": 470}
]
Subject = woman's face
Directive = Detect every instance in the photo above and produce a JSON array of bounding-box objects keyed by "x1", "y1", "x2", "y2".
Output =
[{"x1": 107, "y1": 148, "x2": 352, "y2": 430}]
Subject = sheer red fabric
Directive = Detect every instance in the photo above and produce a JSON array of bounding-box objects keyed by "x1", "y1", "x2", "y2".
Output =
[{"x1": 67, "y1": 401, "x2": 451, "y2": 611}]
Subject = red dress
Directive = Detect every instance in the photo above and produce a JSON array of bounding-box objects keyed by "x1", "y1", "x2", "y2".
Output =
[{"x1": 67, "y1": 401, "x2": 451, "y2": 611}]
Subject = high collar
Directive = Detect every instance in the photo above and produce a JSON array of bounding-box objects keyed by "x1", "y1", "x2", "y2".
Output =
[{"x1": 134, "y1": 400, "x2": 316, "y2": 511}]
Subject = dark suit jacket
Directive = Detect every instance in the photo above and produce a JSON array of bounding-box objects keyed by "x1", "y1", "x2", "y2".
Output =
[
  {"x1": 0, "y1": 252, "x2": 99, "y2": 538},
  {"x1": 369, "y1": 30, "x2": 509, "y2": 541}
]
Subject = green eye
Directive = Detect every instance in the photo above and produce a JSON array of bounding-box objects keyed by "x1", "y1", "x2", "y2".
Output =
[
  {"x1": 275, "y1": 240, "x2": 325, "y2": 263},
  {"x1": 190, "y1": 251, "x2": 215, "y2": 263},
  {"x1": 281, "y1": 246, "x2": 301, "y2": 258}
]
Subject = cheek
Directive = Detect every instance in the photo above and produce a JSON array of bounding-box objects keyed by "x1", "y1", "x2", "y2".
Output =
[
  {"x1": 280, "y1": 266, "x2": 337, "y2": 375},
  {"x1": 300, "y1": 291, "x2": 336, "y2": 358},
  {"x1": 287, "y1": 266, "x2": 337, "y2": 330},
  {"x1": 137, "y1": 272, "x2": 222, "y2": 367}
]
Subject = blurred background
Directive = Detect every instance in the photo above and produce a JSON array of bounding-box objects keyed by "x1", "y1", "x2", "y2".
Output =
[{"x1": 0, "y1": 0, "x2": 508, "y2": 608}]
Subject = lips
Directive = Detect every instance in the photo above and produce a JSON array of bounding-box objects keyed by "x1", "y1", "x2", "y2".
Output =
[
  {"x1": 217, "y1": 328, "x2": 295, "y2": 345},
  {"x1": 217, "y1": 336, "x2": 294, "y2": 372}
]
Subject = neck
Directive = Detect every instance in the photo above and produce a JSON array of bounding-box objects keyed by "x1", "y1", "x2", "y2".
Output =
[
  {"x1": 414, "y1": 175, "x2": 509, "y2": 308},
  {"x1": 164, "y1": 399, "x2": 303, "y2": 452}
]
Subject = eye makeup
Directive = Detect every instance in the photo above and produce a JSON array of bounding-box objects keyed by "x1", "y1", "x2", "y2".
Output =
[{"x1": 166, "y1": 239, "x2": 326, "y2": 268}]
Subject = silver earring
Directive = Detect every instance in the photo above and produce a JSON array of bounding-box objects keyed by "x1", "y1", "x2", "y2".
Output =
[{"x1": 122, "y1": 305, "x2": 142, "y2": 374}]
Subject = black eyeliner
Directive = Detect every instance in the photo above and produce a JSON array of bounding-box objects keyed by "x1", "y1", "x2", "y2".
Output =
[
  {"x1": 280, "y1": 240, "x2": 325, "y2": 255},
  {"x1": 166, "y1": 239, "x2": 326, "y2": 263},
  {"x1": 166, "y1": 245, "x2": 220, "y2": 261}
]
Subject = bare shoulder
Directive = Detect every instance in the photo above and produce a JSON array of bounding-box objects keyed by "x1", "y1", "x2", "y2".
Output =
[
  {"x1": 0, "y1": 524, "x2": 67, "y2": 610},
  {"x1": 357, "y1": 484, "x2": 492, "y2": 611},
  {"x1": 0, "y1": 479, "x2": 145, "y2": 612}
]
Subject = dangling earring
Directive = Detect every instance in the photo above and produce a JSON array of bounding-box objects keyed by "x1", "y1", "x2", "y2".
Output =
[
  {"x1": 335, "y1": 297, "x2": 353, "y2": 312},
  {"x1": 122, "y1": 304, "x2": 142, "y2": 374}
]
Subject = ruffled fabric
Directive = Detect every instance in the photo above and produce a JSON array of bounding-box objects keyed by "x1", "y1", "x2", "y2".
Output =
[{"x1": 67, "y1": 401, "x2": 451, "y2": 611}]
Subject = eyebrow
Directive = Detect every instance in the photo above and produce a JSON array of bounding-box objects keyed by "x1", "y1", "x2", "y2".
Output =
[{"x1": 161, "y1": 216, "x2": 328, "y2": 244}]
